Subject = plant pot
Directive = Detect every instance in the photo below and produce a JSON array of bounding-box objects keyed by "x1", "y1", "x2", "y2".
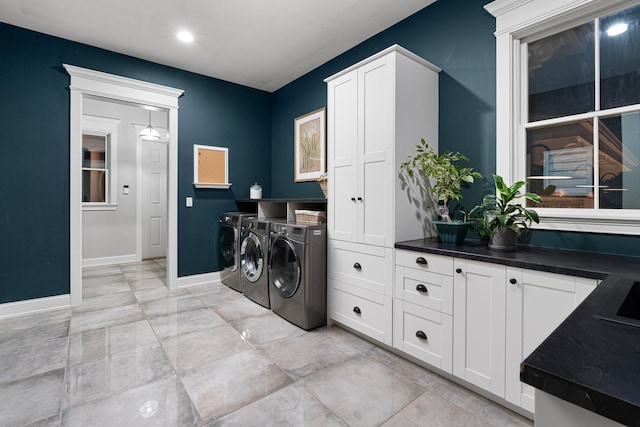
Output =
[
  {"x1": 489, "y1": 227, "x2": 517, "y2": 251},
  {"x1": 434, "y1": 221, "x2": 470, "y2": 245}
]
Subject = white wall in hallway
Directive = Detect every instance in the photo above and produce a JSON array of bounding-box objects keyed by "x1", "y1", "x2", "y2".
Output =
[{"x1": 82, "y1": 98, "x2": 168, "y2": 263}]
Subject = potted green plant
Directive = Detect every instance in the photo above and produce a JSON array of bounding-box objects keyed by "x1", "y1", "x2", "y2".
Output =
[
  {"x1": 469, "y1": 174, "x2": 542, "y2": 251},
  {"x1": 400, "y1": 138, "x2": 481, "y2": 245}
]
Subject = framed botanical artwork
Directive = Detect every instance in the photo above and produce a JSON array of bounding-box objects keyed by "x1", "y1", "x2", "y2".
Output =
[{"x1": 294, "y1": 107, "x2": 326, "y2": 182}]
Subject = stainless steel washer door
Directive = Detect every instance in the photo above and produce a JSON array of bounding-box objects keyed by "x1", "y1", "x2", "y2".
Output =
[
  {"x1": 219, "y1": 224, "x2": 237, "y2": 272},
  {"x1": 269, "y1": 237, "x2": 301, "y2": 298},
  {"x1": 240, "y1": 232, "x2": 263, "y2": 283}
]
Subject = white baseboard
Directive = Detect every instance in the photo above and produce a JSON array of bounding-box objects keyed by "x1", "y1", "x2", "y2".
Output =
[
  {"x1": 83, "y1": 254, "x2": 137, "y2": 267},
  {"x1": 174, "y1": 271, "x2": 221, "y2": 289},
  {"x1": 0, "y1": 294, "x2": 71, "y2": 319}
]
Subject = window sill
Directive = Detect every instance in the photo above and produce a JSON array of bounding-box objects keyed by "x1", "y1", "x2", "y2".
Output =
[
  {"x1": 83, "y1": 203, "x2": 118, "y2": 211},
  {"x1": 535, "y1": 209, "x2": 640, "y2": 235}
]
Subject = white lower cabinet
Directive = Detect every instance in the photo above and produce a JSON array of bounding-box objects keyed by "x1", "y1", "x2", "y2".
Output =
[
  {"x1": 453, "y1": 259, "x2": 506, "y2": 397},
  {"x1": 390, "y1": 249, "x2": 598, "y2": 415},
  {"x1": 505, "y1": 268, "x2": 597, "y2": 412},
  {"x1": 393, "y1": 299, "x2": 453, "y2": 372}
]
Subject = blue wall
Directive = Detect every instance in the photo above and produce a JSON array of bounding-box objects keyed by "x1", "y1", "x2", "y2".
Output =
[{"x1": 0, "y1": 23, "x2": 271, "y2": 304}]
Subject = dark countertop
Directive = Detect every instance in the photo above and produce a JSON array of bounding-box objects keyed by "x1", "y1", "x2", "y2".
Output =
[
  {"x1": 394, "y1": 238, "x2": 640, "y2": 279},
  {"x1": 521, "y1": 274, "x2": 640, "y2": 426},
  {"x1": 395, "y1": 238, "x2": 640, "y2": 426}
]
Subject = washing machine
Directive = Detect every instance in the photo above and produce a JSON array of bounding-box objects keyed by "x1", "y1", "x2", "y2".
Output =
[
  {"x1": 268, "y1": 221, "x2": 327, "y2": 330},
  {"x1": 218, "y1": 212, "x2": 255, "y2": 292},
  {"x1": 239, "y1": 217, "x2": 271, "y2": 308}
]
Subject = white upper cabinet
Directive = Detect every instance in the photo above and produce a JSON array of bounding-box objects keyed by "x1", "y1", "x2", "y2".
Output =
[{"x1": 325, "y1": 45, "x2": 441, "y2": 248}]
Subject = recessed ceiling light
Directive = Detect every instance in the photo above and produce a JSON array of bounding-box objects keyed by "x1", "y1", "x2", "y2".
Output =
[
  {"x1": 176, "y1": 31, "x2": 194, "y2": 43},
  {"x1": 606, "y1": 23, "x2": 628, "y2": 37}
]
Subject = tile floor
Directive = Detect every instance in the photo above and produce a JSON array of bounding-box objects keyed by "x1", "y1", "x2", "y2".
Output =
[{"x1": 0, "y1": 260, "x2": 534, "y2": 426}]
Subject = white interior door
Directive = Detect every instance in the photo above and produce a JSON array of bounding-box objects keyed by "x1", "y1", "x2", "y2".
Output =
[{"x1": 141, "y1": 140, "x2": 167, "y2": 259}]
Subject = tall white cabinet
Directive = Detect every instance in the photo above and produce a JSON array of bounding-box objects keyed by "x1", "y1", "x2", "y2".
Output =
[{"x1": 325, "y1": 45, "x2": 440, "y2": 345}]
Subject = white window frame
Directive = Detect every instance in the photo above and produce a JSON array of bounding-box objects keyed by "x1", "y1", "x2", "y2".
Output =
[
  {"x1": 82, "y1": 115, "x2": 120, "y2": 210},
  {"x1": 486, "y1": 0, "x2": 640, "y2": 235}
]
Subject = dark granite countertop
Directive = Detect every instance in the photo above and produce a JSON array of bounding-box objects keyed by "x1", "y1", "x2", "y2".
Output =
[
  {"x1": 394, "y1": 238, "x2": 640, "y2": 279},
  {"x1": 521, "y1": 273, "x2": 640, "y2": 426}
]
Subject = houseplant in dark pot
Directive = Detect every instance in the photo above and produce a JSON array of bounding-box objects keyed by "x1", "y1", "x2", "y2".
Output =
[
  {"x1": 470, "y1": 174, "x2": 542, "y2": 251},
  {"x1": 400, "y1": 138, "x2": 481, "y2": 245}
]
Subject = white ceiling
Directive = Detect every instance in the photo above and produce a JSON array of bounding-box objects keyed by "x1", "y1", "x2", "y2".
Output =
[{"x1": 0, "y1": 0, "x2": 437, "y2": 92}]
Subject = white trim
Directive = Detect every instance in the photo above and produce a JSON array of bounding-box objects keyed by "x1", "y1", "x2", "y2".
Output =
[
  {"x1": 82, "y1": 204, "x2": 118, "y2": 211},
  {"x1": 0, "y1": 295, "x2": 70, "y2": 320},
  {"x1": 82, "y1": 115, "x2": 120, "y2": 207},
  {"x1": 174, "y1": 271, "x2": 222, "y2": 289},
  {"x1": 193, "y1": 183, "x2": 232, "y2": 189},
  {"x1": 65, "y1": 64, "x2": 184, "y2": 306},
  {"x1": 486, "y1": 0, "x2": 640, "y2": 235},
  {"x1": 193, "y1": 144, "x2": 231, "y2": 188},
  {"x1": 82, "y1": 254, "x2": 137, "y2": 267}
]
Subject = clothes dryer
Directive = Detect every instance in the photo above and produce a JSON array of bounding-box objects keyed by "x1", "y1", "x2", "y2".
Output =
[
  {"x1": 218, "y1": 212, "x2": 255, "y2": 292},
  {"x1": 239, "y1": 217, "x2": 271, "y2": 308},
  {"x1": 268, "y1": 221, "x2": 327, "y2": 330}
]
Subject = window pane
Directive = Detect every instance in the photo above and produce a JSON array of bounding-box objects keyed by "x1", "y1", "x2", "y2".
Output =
[
  {"x1": 82, "y1": 170, "x2": 106, "y2": 203},
  {"x1": 82, "y1": 134, "x2": 106, "y2": 168},
  {"x1": 528, "y1": 22, "x2": 595, "y2": 122},
  {"x1": 527, "y1": 121, "x2": 594, "y2": 208},
  {"x1": 600, "y1": 5, "x2": 640, "y2": 109},
  {"x1": 599, "y1": 114, "x2": 640, "y2": 209}
]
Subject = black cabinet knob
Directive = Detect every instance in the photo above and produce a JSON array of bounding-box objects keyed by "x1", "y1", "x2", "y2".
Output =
[
  {"x1": 357, "y1": 197, "x2": 363, "y2": 201},
  {"x1": 509, "y1": 278, "x2": 517, "y2": 284},
  {"x1": 416, "y1": 284, "x2": 428, "y2": 293},
  {"x1": 415, "y1": 330, "x2": 428, "y2": 340},
  {"x1": 416, "y1": 257, "x2": 428, "y2": 265},
  {"x1": 353, "y1": 306, "x2": 361, "y2": 314},
  {"x1": 351, "y1": 197, "x2": 356, "y2": 202},
  {"x1": 353, "y1": 262, "x2": 362, "y2": 271},
  {"x1": 456, "y1": 268, "x2": 462, "y2": 274}
]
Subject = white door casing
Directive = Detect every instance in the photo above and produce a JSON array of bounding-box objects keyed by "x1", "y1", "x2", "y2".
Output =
[
  {"x1": 141, "y1": 139, "x2": 167, "y2": 259},
  {"x1": 66, "y1": 64, "x2": 183, "y2": 306}
]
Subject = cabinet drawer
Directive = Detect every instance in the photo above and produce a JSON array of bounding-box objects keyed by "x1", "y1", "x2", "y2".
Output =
[
  {"x1": 328, "y1": 280, "x2": 392, "y2": 345},
  {"x1": 395, "y1": 266, "x2": 453, "y2": 315},
  {"x1": 393, "y1": 300, "x2": 452, "y2": 373},
  {"x1": 395, "y1": 249, "x2": 453, "y2": 276},
  {"x1": 329, "y1": 240, "x2": 393, "y2": 296}
]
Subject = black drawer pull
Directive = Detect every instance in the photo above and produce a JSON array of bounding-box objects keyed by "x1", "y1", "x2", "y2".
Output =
[
  {"x1": 416, "y1": 284, "x2": 428, "y2": 293},
  {"x1": 416, "y1": 257, "x2": 428, "y2": 265},
  {"x1": 415, "y1": 330, "x2": 428, "y2": 340},
  {"x1": 351, "y1": 197, "x2": 356, "y2": 202},
  {"x1": 456, "y1": 268, "x2": 462, "y2": 274},
  {"x1": 357, "y1": 197, "x2": 363, "y2": 201},
  {"x1": 509, "y1": 278, "x2": 517, "y2": 285},
  {"x1": 353, "y1": 262, "x2": 362, "y2": 271},
  {"x1": 353, "y1": 306, "x2": 361, "y2": 314}
]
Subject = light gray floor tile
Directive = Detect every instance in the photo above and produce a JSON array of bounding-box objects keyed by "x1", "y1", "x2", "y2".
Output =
[
  {"x1": 123, "y1": 269, "x2": 165, "y2": 282},
  {"x1": 229, "y1": 312, "x2": 306, "y2": 346},
  {"x1": 64, "y1": 342, "x2": 174, "y2": 409},
  {"x1": 82, "y1": 274, "x2": 127, "y2": 287},
  {"x1": 0, "y1": 308, "x2": 70, "y2": 349},
  {"x1": 364, "y1": 345, "x2": 443, "y2": 389},
  {"x1": 381, "y1": 390, "x2": 492, "y2": 427},
  {"x1": 0, "y1": 336, "x2": 68, "y2": 383},
  {"x1": 141, "y1": 295, "x2": 205, "y2": 318},
  {"x1": 119, "y1": 261, "x2": 165, "y2": 273},
  {"x1": 259, "y1": 331, "x2": 358, "y2": 379},
  {"x1": 81, "y1": 265, "x2": 122, "y2": 277},
  {"x1": 194, "y1": 283, "x2": 244, "y2": 307},
  {"x1": 61, "y1": 375, "x2": 199, "y2": 427},
  {"x1": 314, "y1": 325, "x2": 377, "y2": 354},
  {"x1": 68, "y1": 328, "x2": 107, "y2": 366},
  {"x1": 302, "y1": 354, "x2": 425, "y2": 427},
  {"x1": 213, "y1": 296, "x2": 271, "y2": 322},
  {"x1": 0, "y1": 369, "x2": 64, "y2": 427},
  {"x1": 209, "y1": 383, "x2": 348, "y2": 427},
  {"x1": 161, "y1": 325, "x2": 252, "y2": 373},
  {"x1": 69, "y1": 304, "x2": 145, "y2": 334},
  {"x1": 181, "y1": 349, "x2": 293, "y2": 422},
  {"x1": 185, "y1": 282, "x2": 220, "y2": 296},
  {"x1": 133, "y1": 286, "x2": 190, "y2": 304},
  {"x1": 82, "y1": 281, "x2": 131, "y2": 299},
  {"x1": 128, "y1": 276, "x2": 167, "y2": 291},
  {"x1": 149, "y1": 307, "x2": 227, "y2": 340},
  {"x1": 71, "y1": 291, "x2": 137, "y2": 314}
]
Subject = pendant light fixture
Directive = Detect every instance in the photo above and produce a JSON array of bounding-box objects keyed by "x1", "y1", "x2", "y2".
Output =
[{"x1": 139, "y1": 110, "x2": 160, "y2": 140}]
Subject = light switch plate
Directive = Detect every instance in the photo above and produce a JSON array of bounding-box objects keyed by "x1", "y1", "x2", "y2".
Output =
[{"x1": 186, "y1": 197, "x2": 193, "y2": 207}]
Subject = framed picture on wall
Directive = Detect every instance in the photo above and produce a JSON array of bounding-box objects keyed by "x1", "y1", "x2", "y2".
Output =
[{"x1": 294, "y1": 107, "x2": 326, "y2": 182}]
